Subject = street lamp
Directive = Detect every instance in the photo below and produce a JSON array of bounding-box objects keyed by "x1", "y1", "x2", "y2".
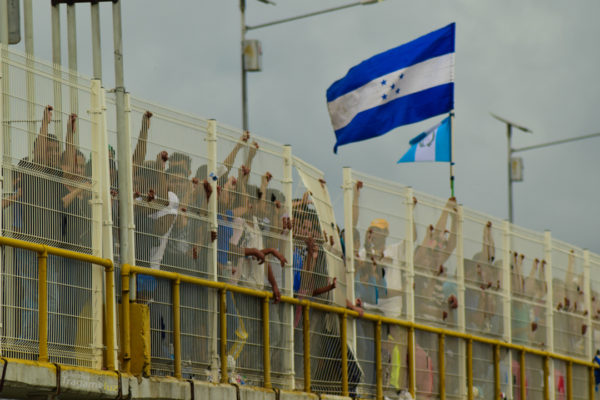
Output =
[
  {"x1": 491, "y1": 113, "x2": 532, "y2": 223},
  {"x1": 240, "y1": 0, "x2": 383, "y2": 131}
]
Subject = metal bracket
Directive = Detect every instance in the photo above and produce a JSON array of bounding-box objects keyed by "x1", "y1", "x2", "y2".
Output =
[{"x1": 52, "y1": 363, "x2": 62, "y2": 397}]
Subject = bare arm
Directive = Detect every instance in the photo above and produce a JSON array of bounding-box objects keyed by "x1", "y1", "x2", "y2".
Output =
[
  {"x1": 312, "y1": 277, "x2": 337, "y2": 297},
  {"x1": 132, "y1": 111, "x2": 153, "y2": 171},
  {"x1": 483, "y1": 221, "x2": 495, "y2": 263},
  {"x1": 222, "y1": 131, "x2": 249, "y2": 180},
  {"x1": 352, "y1": 181, "x2": 362, "y2": 227},
  {"x1": 62, "y1": 113, "x2": 78, "y2": 172},
  {"x1": 33, "y1": 106, "x2": 53, "y2": 165}
]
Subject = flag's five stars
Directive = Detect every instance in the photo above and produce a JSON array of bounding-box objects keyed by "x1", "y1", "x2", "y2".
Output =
[{"x1": 379, "y1": 72, "x2": 406, "y2": 102}]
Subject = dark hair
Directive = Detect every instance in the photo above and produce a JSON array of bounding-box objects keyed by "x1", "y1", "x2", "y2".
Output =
[
  {"x1": 195, "y1": 164, "x2": 208, "y2": 181},
  {"x1": 165, "y1": 165, "x2": 188, "y2": 178},
  {"x1": 170, "y1": 152, "x2": 191, "y2": 170}
]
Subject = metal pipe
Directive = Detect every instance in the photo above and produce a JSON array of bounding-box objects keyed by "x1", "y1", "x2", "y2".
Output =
[
  {"x1": 23, "y1": 0, "x2": 35, "y2": 156},
  {"x1": 173, "y1": 279, "x2": 182, "y2": 379},
  {"x1": 303, "y1": 304, "x2": 311, "y2": 392},
  {"x1": 263, "y1": 297, "x2": 271, "y2": 389},
  {"x1": 104, "y1": 265, "x2": 116, "y2": 370},
  {"x1": 340, "y1": 313, "x2": 348, "y2": 396},
  {"x1": 521, "y1": 351, "x2": 526, "y2": 400},
  {"x1": 507, "y1": 124, "x2": 513, "y2": 223},
  {"x1": 120, "y1": 268, "x2": 131, "y2": 373},
  {"x1": 375, "y1": 320, "x2": 382, "y2": 400},
  {"x1": 51, "y1": 2, "x2": 63, "y2": 143},
  {"x1": 113, "y1": 0, "x2": 136, "y2": 275},
  {"x1": 66, "y1": 1, "x2": 79, "y2": 142},
  {"x1": 494, "y1": 344, "x2": 501, "y2": 400},
  {"x1": 246, "y1": 1, "x2": 364, "y2": 31},
  {"x1": 589, "y1": 365, "x2": 594, "y2": 400},
  {"x1": 467, "y1": 339, "x2": 473, "y2": 400},
  {"x1": 439, "y1": 333, "x2": 445, "y2": 400},
  {"x1": 220, "y1": 289, "x2": 228, "y2": 384},
  {"x1": 567, "y1": 361, "x2": 573, "y2": 400},
  {"x1": 90, "y1": 1, "x2": 102, "y2": 80},
  {"x1": 38, "y1": 251, "x2": 49, "y2": 362},
  {"x1": 0, "y1": 0, "x2": 9, "y2": 44},
  {"x1": 408, "y1": 327, "x2": 415, "y2": 397},
  {"x1": 240, "y1": 0, "x2": 248, "y2": 131},
  {"x1": 513, "y1": 131, "x2": 600, "y2": 153}
]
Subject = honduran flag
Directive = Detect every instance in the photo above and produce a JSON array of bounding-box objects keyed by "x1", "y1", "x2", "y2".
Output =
[
  {"x1": 397, "y1": 116, "x2": 451, "y2": 163},
  {"x1": 327, "y1": 23, "x2": 455, "y2": 153}
]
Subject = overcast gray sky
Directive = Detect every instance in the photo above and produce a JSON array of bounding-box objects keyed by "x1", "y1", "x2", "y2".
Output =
[{"x1": 21, "y1": 0, "x2": 600, "y2": 253}]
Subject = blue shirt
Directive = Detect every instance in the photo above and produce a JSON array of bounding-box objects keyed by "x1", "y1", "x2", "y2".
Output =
[
  {"x1": 217, "y1": 210, "x2": 234, "y2": 265},
  {"x1": 293, "y1": 246, "x2": 305, "y2": 293}
]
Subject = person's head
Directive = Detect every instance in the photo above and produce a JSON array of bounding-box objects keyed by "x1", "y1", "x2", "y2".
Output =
[
  {"x1": 169, "y1": 152, "x2": 191, "y2": 177},
  {"x1": 195, "y1": 164, "x2": 208, "y2": 181},
  {"x1": 292, "y1": 206, "x2": 318, "y2": 239},
  {"x1": 60, "y1": 150, "x2": 86, "y2": 180},
  {"x1": 596, "y1": 349, "x2": 599, "y2": 356},
  {"x1": 34, "y1": 134, "x2": 60, "y2": 169},
  {"x1": 365, "y1": 218, "x2": 389, "y2": 252},
  {"x1": 165, "y1": 165, "x2": 190, "y2": 198}
]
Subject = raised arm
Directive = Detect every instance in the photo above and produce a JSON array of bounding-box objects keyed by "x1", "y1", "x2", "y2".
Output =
[
  {"x1": 62, "y1": 113, "x2": 77, "y2": 172},
  {"x1": 221, "y1": 131, "x2": 249, "y2": 181},
  {"x1": 132, "y1": 111, "x2": 153, "y2": 169},
  {"x1": 352, "y1": 181, "x2": 362, "y2": 227},
  {"x1": 483, "y1": 221, "x2": 495, "y2": 263},
  {"x1": 524, "y1": 258, "x2": 539, "y2": 295},
  {"x1": 33, "y1": 106, "x2": 53, "y2": 165}
]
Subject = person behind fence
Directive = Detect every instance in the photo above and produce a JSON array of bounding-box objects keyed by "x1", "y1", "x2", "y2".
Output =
[
  {"x1": 58, "y1": 113, "x2": 94, "y2": 355},
  {"x1": 18, "y1": 105, "x2": 63, "y2": 346},
  {"x1": 413, "y1": 197, "x2": 458, "y2": 323}
]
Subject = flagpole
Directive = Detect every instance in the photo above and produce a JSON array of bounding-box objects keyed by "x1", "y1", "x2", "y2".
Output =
[{"x1": 450, "y1": 110, "x2": 455, "y2": 197}]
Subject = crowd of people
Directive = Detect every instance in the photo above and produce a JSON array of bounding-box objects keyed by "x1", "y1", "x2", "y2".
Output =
[{"x1": 1, "y1": 105, "x2": 597, "y2": 397}]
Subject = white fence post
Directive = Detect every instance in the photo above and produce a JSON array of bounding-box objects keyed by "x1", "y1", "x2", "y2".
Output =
[
  {"x1": 405, "y1": 187, "x2": 415, "y2": 324},
  {"x1": 456, "y1": 205, "x2": 467, "y2": 398},
  {"x1": 283, "y1": 144, "x2": 295, "y2": 388},
  {"x1": 502, "y1": 220, "x2": 513, "y2": 397},
  {"x1": 584, "y1": 250, "x2": 592, "y2": 359},
  {"x1": 207, "y1": 119, "x2": 219, "y2": 376},
  {"x1": 544, "y1": 230, "x2": 555, "y2": 399},
  {"x1": 342, "y1": 167, "x2": 357, "y2": 366}
]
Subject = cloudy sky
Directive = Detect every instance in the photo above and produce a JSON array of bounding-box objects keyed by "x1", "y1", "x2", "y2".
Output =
[{"x1": 20, "y1": 0, "x2": 600, "y2": 253}]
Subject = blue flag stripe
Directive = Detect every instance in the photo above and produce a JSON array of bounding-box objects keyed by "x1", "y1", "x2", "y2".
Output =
[
  {"x1": 326, "y1": 23, "x2": 455, "y2": 103},
  {"x1": 398, "y1": 145, "x2": 416, "y2": 163},
  {"x1": 333, "y1": 83, "x2": 454, "y2": 153},
  {"x1": 435, "y1": 118, "x2": 451, "y2": 162}
]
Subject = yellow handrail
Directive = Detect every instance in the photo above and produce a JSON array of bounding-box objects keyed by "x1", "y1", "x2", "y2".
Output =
[
  {"x1": 0, "y1": 236, "x2": 116, "y2": 371},
  {"x1": 119, "y1": 262, "x2": 597, "y2": 397}
]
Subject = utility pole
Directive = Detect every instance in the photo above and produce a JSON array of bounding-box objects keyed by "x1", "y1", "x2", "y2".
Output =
[{"x1": 491, "y1": 113, "x2": 532, "y2": 223}]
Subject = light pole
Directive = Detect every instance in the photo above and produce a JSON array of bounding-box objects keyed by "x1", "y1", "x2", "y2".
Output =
[
  {"x1": 491, "y1": 113, "x2": 532, "y2": 223},
  {"x1": 240, "y1": 0, "x2": 382, "y2": 131}
]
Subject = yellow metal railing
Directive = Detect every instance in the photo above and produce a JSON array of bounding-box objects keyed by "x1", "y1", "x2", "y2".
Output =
[
  {"x1": 0, "y1": 236, "x2": 116, "y2": 370},
  {"x1": 120, "y1": 262, "x2": 597, "y2": 399}
]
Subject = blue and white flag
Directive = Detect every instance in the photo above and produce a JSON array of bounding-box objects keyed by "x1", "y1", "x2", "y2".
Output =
[
  {"x1": 397, "y1": 117, "x2": 451, "y2": 163},
  {"x1": 327, "y1": 23, "x2": 455, "y2": 153}
]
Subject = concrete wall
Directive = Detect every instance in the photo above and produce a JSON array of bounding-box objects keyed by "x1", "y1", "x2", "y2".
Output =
[{"x1": 0, "y1": 358, "x2": 350, "y2": 400}]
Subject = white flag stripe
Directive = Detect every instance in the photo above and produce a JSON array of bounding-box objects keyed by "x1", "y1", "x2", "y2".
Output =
[
  {"x1": 327, "y1": 53, "x2": 455, "y2": 131},
  {"x1": 414, "y1": 130, "x2": 437, "y2": 161}
]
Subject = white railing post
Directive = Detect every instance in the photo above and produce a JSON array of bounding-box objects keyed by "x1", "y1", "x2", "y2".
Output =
[
  {"x1": 404, "y1": 187, "x2": 416, "y2": 393},
  {"x1": 405, "y1": 188, "x2": 415, "y2": 323},
  {"x1": 283, "y1": 145, "x2": 295, "y2": 388},
  {"x1": 544, "y1": 230, "x2": 555, "y2": 399},
  {"x1": 456, "y1": 205, "x2": 466, "y2": 398},
  {"x1": 98, "y1": 83, "x2": 117, "y2": 366},
  {"x1": 90, "y1": 79, "x2": 106, "y2": 367},
  {"x1": 207, "y1": 119, "x2": 219, "y2": 376},
  {"x1": 342, "y1": 167, "x2": 357, "y2": 359},
  {"x1": 502, "y1": 220, "x2": 513, "y2": 397},
  {"x1": 0, "y1": 40, "x2": 4, "y2": 357},
  {"x1": 584, "y1": 250, "x2": 592, "y2": 359}
]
